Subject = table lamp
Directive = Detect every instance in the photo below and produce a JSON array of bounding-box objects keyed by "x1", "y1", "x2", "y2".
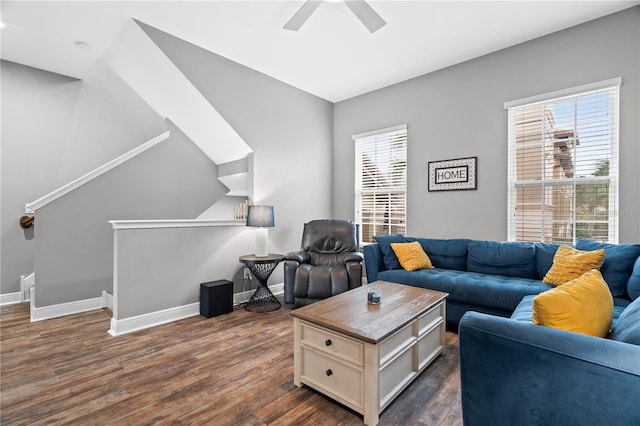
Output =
[{"x1": 246, "y1": 205, "x2": 274, "y2": 257}]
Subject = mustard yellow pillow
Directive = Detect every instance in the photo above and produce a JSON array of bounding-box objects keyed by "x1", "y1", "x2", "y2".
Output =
[
  {"x1": 542, "y1": 245, "x2": 605, "y2": 286},
  {"x1": 533, "y1": 269, "x2": 613, "y2": 337},
  {"x1": 390, "y1": 241, "x2": 434, "y2": 271}
]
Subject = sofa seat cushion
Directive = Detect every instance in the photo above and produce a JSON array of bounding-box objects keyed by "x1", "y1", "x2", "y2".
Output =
[
  {"x1": 513, "y1": 294, "x2": 629, "y2": 327},
  {"x1": 467, "y1": 240, "x2": 537, "y2": 279},
  {"x1": 377, "y1": 269, "x2": 553, "y2": 312}
]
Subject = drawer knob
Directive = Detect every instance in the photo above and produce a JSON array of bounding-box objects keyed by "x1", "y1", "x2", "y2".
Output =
[
  {"x1": 325, "y1": 339, "x2": 332, "y2": 346},
  {"x1": 325, "y1": 369, "x2": 333, "y2": 376}
]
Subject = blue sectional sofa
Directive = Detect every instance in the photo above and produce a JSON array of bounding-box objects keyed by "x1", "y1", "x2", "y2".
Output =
[{"x1": 364, "y1": 235, "x2": 640, "y2": 425}]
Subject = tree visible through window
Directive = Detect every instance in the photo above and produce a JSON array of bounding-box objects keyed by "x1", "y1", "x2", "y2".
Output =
[
  {"x1": 506, "y1": 80, "x2": 620, "y2": 244},
  {"x1": 354, "y1": 125, "x2": 407, "y2": 244}
]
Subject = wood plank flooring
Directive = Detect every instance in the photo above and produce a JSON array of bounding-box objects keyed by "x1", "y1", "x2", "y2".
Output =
[{"x1": 0, "y1": 301, "x2": 462, "y2": 425}]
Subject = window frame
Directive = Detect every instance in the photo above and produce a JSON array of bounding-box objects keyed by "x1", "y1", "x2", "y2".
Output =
[
  {"x1": 353, "y1": 124, "x2": 407, "y2": 245},
  {"x1": 505, "y1": 78, "x2": 621, "y2": 244}
]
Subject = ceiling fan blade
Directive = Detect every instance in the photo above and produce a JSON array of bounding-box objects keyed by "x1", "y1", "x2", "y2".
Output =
[
  {"x1": 283, "y1": 0, "x2": 323, "y2": 31},
  {"x1": 345, "y1": 1, "x2": 386, "y2": 33}
]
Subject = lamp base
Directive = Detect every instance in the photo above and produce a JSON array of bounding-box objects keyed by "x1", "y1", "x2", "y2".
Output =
[{"x1": 255, "y1": 227, "x2": 268, "y2": 257}]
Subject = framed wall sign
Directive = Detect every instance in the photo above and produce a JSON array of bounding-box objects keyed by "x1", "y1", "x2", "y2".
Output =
[{"x1": 428, "y1": 157, "x2": 477, "y2": 191}]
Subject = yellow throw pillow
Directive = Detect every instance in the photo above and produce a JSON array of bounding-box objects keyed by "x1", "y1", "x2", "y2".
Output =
[
  {"x1": 533, "y1": 269, "x2": 613, "y2": 337},
  {"x1": 390, "y1": 241, "x2": 434, "y2": 271},
  {"x1": 542, "y1": 245, "x2": 605, "y2": 286}
]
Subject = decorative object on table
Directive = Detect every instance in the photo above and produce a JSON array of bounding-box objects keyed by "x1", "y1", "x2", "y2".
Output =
[
  {"x1": 368, "y1": 289, "x2": 381, "y2": 304},
  {"x1": 200, "y1": 280, "x2": 233, "y2": 318},
  {"x1": 234, "y1": 199, "x2": 252, "y2": 220},
  {"x1": 239, "y1": 254, "x2": 285, "y2": 312},
  {"x1": 283, "y1": 219, "x2": 363, "y2": 307},
  {"x1": 246, "y1": 205, "x2": 274, "y2": 257},
  {"x1": 428, "y1": 156, "x2": 477, "y2": 191}
]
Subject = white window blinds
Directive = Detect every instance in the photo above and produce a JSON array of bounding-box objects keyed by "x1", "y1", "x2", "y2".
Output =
[
  {"x1": 354, "y1": 125, "x2": 407, "y2": 244},
  {"x1": 506, "y1": 79, "x2": 620, "y2": 244}
]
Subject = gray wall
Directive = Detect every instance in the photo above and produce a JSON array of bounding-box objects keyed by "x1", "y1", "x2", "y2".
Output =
[
  {"x1": 34, "y1": 123, "x2": 222, "y2": 306},
  {"x1": 1, "y1": 60, "x2": 166, "y2": 295},
  {"x1": 333, "y1": 7, "x2": 640, "y2": 243},
  {"x1": 113, "y1": 224, "x2": 251, "y2": 319},
  {"x1": 141, "y1": 22, "x2": 335, "y2": 264}
]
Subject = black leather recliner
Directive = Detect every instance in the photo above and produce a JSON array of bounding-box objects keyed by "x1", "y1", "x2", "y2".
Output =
[{"x1": 284, "y1": 219, "x2": 364, "y2": 307}]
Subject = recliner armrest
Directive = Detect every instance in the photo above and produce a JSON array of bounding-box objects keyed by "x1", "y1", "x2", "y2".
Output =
[
  {"x1": 342, "y1": 252, "x2": 364, "y2": 263},
  {"x1": 285, "y1": 251, "x2": 311, "y2": 264}
]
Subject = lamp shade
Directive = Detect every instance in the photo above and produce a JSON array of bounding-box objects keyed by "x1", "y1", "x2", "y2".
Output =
[{"x1": 246, "y1": 206, "x2": 274, "y2": 228}]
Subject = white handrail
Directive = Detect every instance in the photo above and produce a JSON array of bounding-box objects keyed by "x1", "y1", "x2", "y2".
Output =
[
  {"x1": 109, "y1": 219, "x2": 245, "y2": 230},
  {"x1": 25, "y1": 130, "x2": 171, "y2": 213}
]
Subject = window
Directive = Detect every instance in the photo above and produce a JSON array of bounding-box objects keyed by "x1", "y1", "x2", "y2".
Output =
[
  {"x1": 354, "y1": 124, "x2": 407, "y2": 244},
  {"x1": 506, "y1": 79, "x2": 620, "y2": 244}
]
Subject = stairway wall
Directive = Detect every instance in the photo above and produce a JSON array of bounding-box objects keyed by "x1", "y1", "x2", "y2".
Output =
[
  {"x1": 0, "y1": 60, "x2": 166, "y2": 295},
  {"x1": 34, "y1": 123, "x2": 223, "y2": 307}
]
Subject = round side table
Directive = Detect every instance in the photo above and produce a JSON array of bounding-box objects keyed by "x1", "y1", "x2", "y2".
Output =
[{"x1": 239, "y1": 254, "x2": 285, "y2": 313}]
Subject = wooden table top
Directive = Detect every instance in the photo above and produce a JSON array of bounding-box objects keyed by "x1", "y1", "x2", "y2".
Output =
[{"x1": 290, "y1": 281, "x2": 448, "y2": 344}]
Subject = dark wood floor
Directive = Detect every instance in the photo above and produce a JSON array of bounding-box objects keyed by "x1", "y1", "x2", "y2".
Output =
[{"x1": 0, "y1": 300, "x2": 462, "y2": 425}]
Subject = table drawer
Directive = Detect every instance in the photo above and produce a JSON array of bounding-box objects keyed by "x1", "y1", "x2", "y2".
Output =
[
  {"x1": 418, "y1": 302, "x2": 444, "y2": 336},
  {"x1": 301, "y1": 323, "x2": 363, "y2": 365},
  {"x1": 301, "y1": 347, "x2": 363, "y2": 407}
]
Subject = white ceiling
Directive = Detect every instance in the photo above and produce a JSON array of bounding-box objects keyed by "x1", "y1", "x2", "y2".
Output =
[{"x1": 1, "y1": 1, "x2": 638, "y2": 102}]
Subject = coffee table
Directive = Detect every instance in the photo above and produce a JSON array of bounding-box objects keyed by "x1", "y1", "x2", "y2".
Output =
[{"x1": 290, "y1": 281, "x2": 448, "y2": 426}]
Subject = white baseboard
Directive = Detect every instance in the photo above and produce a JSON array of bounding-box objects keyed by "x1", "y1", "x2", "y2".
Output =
[
  {"x1": 109, "y1": 303, "x2": 200, "y2": 336},
  {"x1": 102, "y1": 291, "x2": 113, "y2": 311},
  {"x1": 30, "y1": 287, "x2": 106, "y2": 322},
  {"x1": 0, "y1": 292, "x2": 22, "y2": 306},
  {"x1": 21, "y1": 272, "x2": 35, "y2": 302},
  {"x1": 109, "y1": 283, "x2": 284, "y2": 337}
]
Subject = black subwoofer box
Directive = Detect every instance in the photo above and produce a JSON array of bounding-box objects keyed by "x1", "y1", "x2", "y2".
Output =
[{"x1": 200, "y1": 279, "x2": 233, "y2": 318}]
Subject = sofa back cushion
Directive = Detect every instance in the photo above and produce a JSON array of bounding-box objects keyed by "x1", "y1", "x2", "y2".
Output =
[
  {"x1": 410, "y1": 238, "x2": 470, "y2": 271},
  {"x1": 627, "y1": 257, "x2": 640, "y2": 300},
  {"x1": 608, "y1": 297, "x2": 640, "y2": 345},
  {"x1": 534, "y1": 242, "x2": 561, "y2": 280},
  {"x1": 372, "y1": 234, "x2": 407, "y2": 270},
  {"x1": 466, "y1": 240, "x2": 537, "y2": 279},
  {"x1": 576, "y1": 238, "x2": 640, "y2": 298}
]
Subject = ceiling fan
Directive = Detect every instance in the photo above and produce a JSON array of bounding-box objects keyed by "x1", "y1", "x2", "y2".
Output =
[{"x1": 283, "y1": 0, "x2": 387, "y2": 33}]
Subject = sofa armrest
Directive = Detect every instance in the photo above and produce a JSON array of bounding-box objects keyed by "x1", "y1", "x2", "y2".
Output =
[
  {"x1": 363, "y1": 243, "x2": 385, "y2": 283},
  {"x1": 342, "y1": 252, "x2": 364, "y2": 263},
  {"x1": 459, "y1": 311, "x2": 640, "y2": 426}
]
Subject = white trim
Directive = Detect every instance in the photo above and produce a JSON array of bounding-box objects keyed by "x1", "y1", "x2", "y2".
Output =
[
  {"x1": 352, "y1": 124, "x2": 407, "y2": 140},
  {"x1": 30, "y1": 288, "x2": 105, "y2": 322},
  {"x1": 102, "y1": 291, "x2": 113, "y2": 311},
  {"x1": 108, "y1": 283, "x2": 284, "y2": 336},
  {"x1": 0, "y1": 292, "x2": 22, "y2": 306},
  {"x1": 109, "y1": 219, "x2": 244, "y2": 230},
  {"x1": 504, "y1": 77, "x2": 622, "y2": 109},
  {"x1": 21, "y1": 272, "x2": 35, "y2": 302},
  {"x1": 25, "y1": 130, "x2": 171, "y2": 213},
  {"x1": 108, "y1": 303, "x2": 200, "y2": 336}
]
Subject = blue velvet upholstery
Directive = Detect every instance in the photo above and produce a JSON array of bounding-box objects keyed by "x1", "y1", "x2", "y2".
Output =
[
  {"x1": 576, "y1": 238, "x2": 640, "y2": 297},
  {"x1": 625, "y1": 256, "x2": 640, "y2": 300},
  {"x1": 364, "y1": 238, "x2": 640, "y2": 325},
  {"x1": 459, "y1": 312, "x2": 640, "y2": 426},
  {"x1": 467, "y1": 240, "x2": 537, "y2": 278},
  {"x1": 378, "y1": 268, "x2": 552, "y2": 313},
  {"x1": 372, "y1": 234, "x2": 406, "y2": 270},
  {"x1": 609, "y1": 297, "x2": 640, "y2": 345},
  {"x1": 533, "y1": 242, "x2": 561, "y2": 279},
  {"x1": 409, "y1": 238, "x2": 470, "y2": 271}
]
